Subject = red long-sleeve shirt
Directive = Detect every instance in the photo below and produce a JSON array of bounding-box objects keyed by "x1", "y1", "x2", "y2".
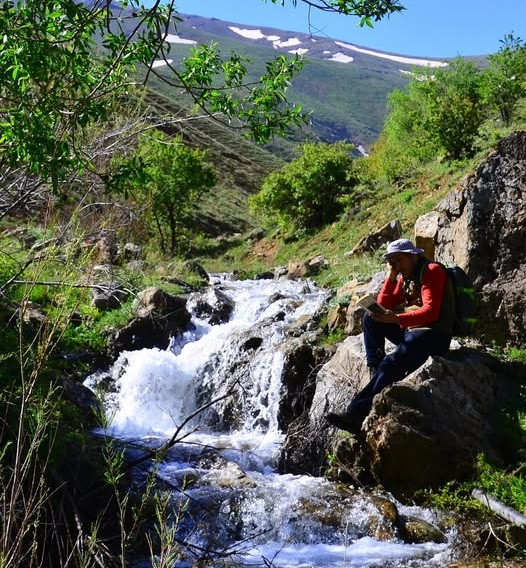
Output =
[{"x1": 378, "y1": 262, "x2": 449, "y2": 329}]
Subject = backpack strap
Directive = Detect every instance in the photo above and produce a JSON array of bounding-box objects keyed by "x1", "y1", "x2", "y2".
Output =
[
  {"x1": 417, "y1": 259, "x2": 446, "y2": 284},
  {"x1": 416, "y1": 257, "x2": 431, "y2": 284}
]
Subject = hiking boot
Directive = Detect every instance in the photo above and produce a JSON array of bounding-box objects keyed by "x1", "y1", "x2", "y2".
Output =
[{"x1": 325, "y1": 411, "x2": 363, "y2": 435}]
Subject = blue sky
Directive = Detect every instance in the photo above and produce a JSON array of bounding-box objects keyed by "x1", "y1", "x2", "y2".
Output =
[{"x1": 173, "y1": 0, "x2": 526, "y2": 58}]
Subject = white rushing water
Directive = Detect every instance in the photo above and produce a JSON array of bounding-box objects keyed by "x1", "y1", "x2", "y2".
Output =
[{"x1": 84, "y1": 275, "x2": 454, "y2": 567}]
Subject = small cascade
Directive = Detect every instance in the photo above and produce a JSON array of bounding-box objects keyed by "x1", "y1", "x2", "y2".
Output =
[{"x1": 84, "y1": 275, "x2": 455, "y2": 567}]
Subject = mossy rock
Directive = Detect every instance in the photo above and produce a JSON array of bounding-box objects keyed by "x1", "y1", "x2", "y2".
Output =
[{"x1": 402, "y1": 516, "x2": 446, "y2": 544}]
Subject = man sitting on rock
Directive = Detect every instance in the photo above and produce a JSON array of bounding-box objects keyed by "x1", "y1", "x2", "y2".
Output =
[{"x1": 326, "y1": 238, "x2": 455, "y2": 434}]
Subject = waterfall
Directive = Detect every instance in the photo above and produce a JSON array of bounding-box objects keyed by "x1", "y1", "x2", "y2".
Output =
[{"x1": 84, "y1": 275, "x2": 455, "y2": 567}]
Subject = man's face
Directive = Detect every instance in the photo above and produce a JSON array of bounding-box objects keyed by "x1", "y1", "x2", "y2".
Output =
[{"x1": 388, "y1": 253, "x2": 418, "y2": 278}]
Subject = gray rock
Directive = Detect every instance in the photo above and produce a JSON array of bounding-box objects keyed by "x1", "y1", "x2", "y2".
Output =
[
  {"x1": 345, "y1": 219, "x2": 402, "y2": 256},
  {"x1": 187, "y1": 286, "x2": 234, "y2": 325},
  {"x1": 121, "y1": 242, "x2": 141, "y2": 262},
  {"x1": 19, "y1": 300, "x2": 46, "y2": 326},
  {"x1": 277, "y1": 337, "x2": 321, "y2": 432},
  {"x1": 308, "y1": 335, "x2": 378, "y2": 424},
  {"x1": 364, "y1": 350, "x2": 502, "y2": 495},
  {"x1": 415, "y1": 130, "x2": 526, "y2": 346},
  {"x1": 108, "y1": 287, "x2": 191, "y2": 357},
  {"x1": 62, "y1": 378, "x2": 102, "y2": 421},
  {"x1": 401, "y1": 516, "x2": 446, "y2": 544},
  {"x1": 91, "y1": 283, "x2": 128, "y2": 311}
]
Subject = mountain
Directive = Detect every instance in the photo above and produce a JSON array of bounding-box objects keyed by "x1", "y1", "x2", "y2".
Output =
[
  {"x1": 155, "y1": 13, "x2": 450, "y2": 151},
  {"x1": 140, "y1": 13, "x2": 452, "y2": 235},
  {"x1": 141, "y1": 13, "x2": 450, "y2": 236}
]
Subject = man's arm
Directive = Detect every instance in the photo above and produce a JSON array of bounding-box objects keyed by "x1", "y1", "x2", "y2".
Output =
[
  {"x1": 377, "y1": 267, "x2": 404, "y2": 310},
  {"x1": 372, "y1": 268, "x2": 405, "y2": 325}
]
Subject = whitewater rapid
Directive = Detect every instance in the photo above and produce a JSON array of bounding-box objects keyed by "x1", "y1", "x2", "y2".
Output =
[{"x1": 84, "y1": 275, "x2": 455, "y2": 567}]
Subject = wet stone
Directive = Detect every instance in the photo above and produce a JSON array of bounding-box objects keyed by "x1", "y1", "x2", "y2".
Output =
[{"x1": 402, "y1": 516, "x2": 446, "y2": 544}]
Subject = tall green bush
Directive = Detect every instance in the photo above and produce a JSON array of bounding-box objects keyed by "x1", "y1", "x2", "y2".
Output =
[
  {"x1": 426, "y1": 59, "x2": 485, "y2": 159},
  {"x1": 372, "y1": 78, "x2": 439, "y2": 181},
  {"x1": 373, "y1": 57, "x2": 486, "y2": 180},
  {"x1": 480, "y1": 34, "x2": 526, "y2": 126},
  {"x1": 249, "y1": 141, "x2": 357, "y2": 234}
]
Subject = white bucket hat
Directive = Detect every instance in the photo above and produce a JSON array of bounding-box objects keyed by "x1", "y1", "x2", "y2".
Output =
[{"x1": 382, "y1": 238, "x2": 424, "y2": 260}]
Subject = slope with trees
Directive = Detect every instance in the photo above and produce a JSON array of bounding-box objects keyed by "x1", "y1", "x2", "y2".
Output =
[{"x1": 0, "y1": 2, "x2": 414, "y2": 566}]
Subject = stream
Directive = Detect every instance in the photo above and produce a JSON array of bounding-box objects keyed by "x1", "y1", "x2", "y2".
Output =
[{"x1": 84, "y1": 275, "x2": 456, "y2": 567}]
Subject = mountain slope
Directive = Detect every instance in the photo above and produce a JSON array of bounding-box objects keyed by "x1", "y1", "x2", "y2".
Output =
[
  {"x1": 165, "y1": 13, "x2": 449, "y2": 149},
  {"x1": 140, "y1": 13, "x2": 450, "y2": 236},
  {"x1": 144, "y1": 88, "x2": 284, "y2": 236}
]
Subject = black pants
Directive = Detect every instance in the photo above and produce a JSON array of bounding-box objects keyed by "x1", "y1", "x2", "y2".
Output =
[{"x1": 347, "y1": 313, "x2": 451, "y2": 424}]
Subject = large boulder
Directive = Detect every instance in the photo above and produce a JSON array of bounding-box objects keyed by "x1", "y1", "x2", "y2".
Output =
[
  {"x1": 309, "y1": 335, "x2": 372, "y2": 423},
  {"x1": 415, "y1": 130, "x2": 526, "y2": 346},
  {"x1": 281, "y1": 333, "x2": 516, "y2": 495},
  {"x1": 435, "y1": 132, "x2": 526, "y2": 280},
  {"x1": 108, "y1": 287, "x2": 192, "y2": 357},
  {"x1": 364, "y1": 350, "x2": 502, "y2": 496}
]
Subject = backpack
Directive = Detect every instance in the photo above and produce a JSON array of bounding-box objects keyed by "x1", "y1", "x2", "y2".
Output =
[{"x1": 418, "y1": 261, "x2": 478, "y2": 336}]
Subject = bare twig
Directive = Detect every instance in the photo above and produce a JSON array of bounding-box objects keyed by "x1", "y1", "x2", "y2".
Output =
[{"x1": 125, "y1": 383, "x2": 241, "y2": 469}]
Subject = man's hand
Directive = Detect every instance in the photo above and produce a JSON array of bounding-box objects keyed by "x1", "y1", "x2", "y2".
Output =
[
  {"x1": 371, "y1": 309, "x2": 400, "y2": 325},
  {"x1": 387, "y1": 265, "x2": 399, "y2": 281}
]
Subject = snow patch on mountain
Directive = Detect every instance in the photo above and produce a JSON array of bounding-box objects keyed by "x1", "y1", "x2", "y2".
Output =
[
  {"x1": 227, "y1": 25, "x2": 446, "y2": 69},
  {"x1": 151, "y1": 59, "x2": 173, "y2": 68},
  {"x1": 329, "y1": 53, "x2": 354, "y2": 63},
  {"x1": 334, "y1": 41, "x2": 448, "y2": 67},
  {"x1": 273, "y1": 37, "x2": 301, "y2": 48},
  {"x1": 289, "y1": 48, "x2": 309, "y2": 56},
  {"x1": 229, "y1": 26, "x2": 308, "y2": 56},
  {"x1": 165, "y1": 34, "x2": 196, "y2": 45},
  {"x1": 229, "y1": 26, "x2": 268, "y2": 40}
]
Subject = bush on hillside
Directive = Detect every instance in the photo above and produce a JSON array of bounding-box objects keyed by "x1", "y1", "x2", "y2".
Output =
[
  {"x1": 249, "y1": 142, "x2": 358, "y2": 234},
  {"x1": 373, "y1": 58, "x2": 486, "y2": 180},
  {"x1": 111, "y1": 130, "x2": 217, "y2": 255},
  {"x1": 480, "y1": 34, "x2": 526, "y2": 126}
]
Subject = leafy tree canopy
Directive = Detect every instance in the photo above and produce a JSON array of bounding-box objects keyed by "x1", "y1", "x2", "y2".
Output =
[
  {"x1": 480, "y1": 34, "x2": 526, "y2": 125},
  {"x1": 373, "y1": 56, "x2": 488, "y2": 179},
  {"x1": 0, "y1": 0, "x2": 407, "y2": 188},
  {"x1": 113, "y1": 129, "x2": 217, "y2": 254}
]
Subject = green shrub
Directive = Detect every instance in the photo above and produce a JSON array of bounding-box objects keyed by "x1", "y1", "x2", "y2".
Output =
[
  {"x1": 249, "y1": 141, "x2": 358, "y2": 234},
  {"x1": 476, "y1": 455, "x2": 526, "y2": 514},
  {"x1": 415, "y1": 481, "x2": 487, "y2": 518}
]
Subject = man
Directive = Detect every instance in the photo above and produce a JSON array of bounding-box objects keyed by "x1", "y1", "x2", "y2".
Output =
[{"x1": 326, "y1": 238, "x2": 455, "y2": 434}]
